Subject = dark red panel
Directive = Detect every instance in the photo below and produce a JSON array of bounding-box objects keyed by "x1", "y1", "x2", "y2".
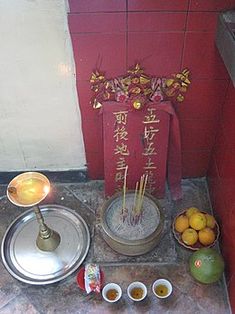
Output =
[
  {"x1": 69, "y1": 0, "x2": 126, "y2": 13},
  {"x1": 210, "y1": 178, "x2": 235, "y2": 221},
  {"x1": 71, "y1": 33, "x2": 126, "y2": 81},
  {"x1": 207, "y1": 170, "x2": 220, "y2": 209},
  {"x1": 207, "y1": 177, "x2": 227, "y2": 221},
  {"x1": 128, "y1": 0, "x2": 189, "y2": 11},
  {"x1": 221, "y1": 83, "x2": 235, "y2": 143},
  {"x1": 181, "y1": 150, "x2": 211, "y2": 177},
  {"x1": 128, "y1": 32, "x2": 184, "y2": 77},
  {"x1": 128, "y1": 12, "x2": 186, "y2": 32},
  {"x1": 228, "y1": 275, "x2": 235, "y2": 313},
  {"x1": 68, "y1": 13, "x2": 126, "y2": 33},
  {"x1": 217, "y1": 148, "x2": 235, "y2": 180},
  {"x1": 189, "y1": 0, "x2": 233, "y2": 11},
  {"x1": 81, "y1": 116, "x2": 103, "y2": 154},
  {"x1": 76, "y1": 81, "x2": 96, "y2": 117},
  {"x1": 187, "y1": 12, "x2": 219, "y2": 32},
  {"x1": 221, "y1": 211, "x2": 235, "y2": 286},
  {"x1": 207, "y1": 156, "x2": 219, "y2": 182},
  {"x1": 183, "y1": 32, "x2": 229, "y2": 79},
  {"x1": 175, "y1": 79, "x2": 229, "y2": 120},
  {"x1": 86, "y1": 151, "x2": 104, "y2": 179},
  {"x1": 180, "y1": 119, "x2": 218, "y2": 151},
  {"x1": 211, "y1": 129, "x2": 227, "y2": 179},
  {"x1": 221, "y1": 120, "x2": 235, "y2": 150}
]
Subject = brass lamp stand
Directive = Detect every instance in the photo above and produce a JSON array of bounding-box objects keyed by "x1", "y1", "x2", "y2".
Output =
[
  {"x1": 7, "y1": 172, "x2": 60, "y2": 252},
  {"x1": 34, "y1": 205, "x2": 60, "y2": 251}
]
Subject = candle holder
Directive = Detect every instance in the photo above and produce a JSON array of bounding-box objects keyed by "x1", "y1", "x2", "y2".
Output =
[{"x1": 7, "y1": 172, "x2": 60, "y2": 251}]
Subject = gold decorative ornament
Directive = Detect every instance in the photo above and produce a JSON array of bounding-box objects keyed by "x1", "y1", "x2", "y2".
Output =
[
  {"x1": 90, "y1": 64, "x2": 191, "y2": 110},
  {"x1": 133, "y1": 100, "x2": 142, "y2": 110}
]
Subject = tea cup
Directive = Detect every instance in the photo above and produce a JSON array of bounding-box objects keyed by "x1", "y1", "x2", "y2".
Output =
[
  {"x1": 152, "y1": 278, "x2": 172, "y2": 299},
  {"x1": 127, "y1": 281, "x2": 147, "y2": 302},
  {"x1": 102, "y1": 283, "x2": 122, "y2": 303}
]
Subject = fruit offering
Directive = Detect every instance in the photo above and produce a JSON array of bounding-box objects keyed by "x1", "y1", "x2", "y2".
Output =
[
  {"x1": 172, "y1": 207, "x2": 219, "y2": 250},
  {"x1": 189, "y1": 248, "x2": 224, "y2": 283}
]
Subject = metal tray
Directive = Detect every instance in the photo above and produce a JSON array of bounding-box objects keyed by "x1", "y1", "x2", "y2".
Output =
[{"x1": 1, "y1": 204, "x2": 90, "y2": 285}]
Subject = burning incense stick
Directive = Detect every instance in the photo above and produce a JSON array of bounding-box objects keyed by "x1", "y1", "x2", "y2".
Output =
[
  {"x1": 134, "y1": 174, "x2": 148, "y2": 216},
  {"x1": 140, "y1": 174, "x2": 148, "y2": 210},
  {"x1": 133, "y1": 181, "x2": 139, "y2": 213},
  {"x1": 137, "y1": 175, "x2": 144, "y2": 214},
  {"x1": 122, "y1": 165, "x2": 128, "y2": 211}
]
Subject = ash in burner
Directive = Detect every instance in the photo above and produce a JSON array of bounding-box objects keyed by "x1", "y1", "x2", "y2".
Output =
[{"x1": 105, "y1": 193, "x2": 160, "y2": 241}]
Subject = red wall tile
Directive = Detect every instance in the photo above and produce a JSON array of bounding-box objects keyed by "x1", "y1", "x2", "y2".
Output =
[
  {"x1": 180, "y1": 119, "x2": 218, "y2": 151},
  {"x1": 189, "y1": 0, "x2": 234, "y2": 11},
  {"x1": 128, "y1": 12, "x2": 186, "y2": 32},
  {"x1": 69, "y1": 0, "x2": 126, "y2": 13},
  {"x1": 182, "y1": 150, "x2": 211, "y2": 177},
  {"x1": 128, "y1": 0, "x2": 189, "y2": 11},
  {"x1": 175, "y1": 79, "x2": 229, "y2": 120},
  {"x1": 187, "y1": 12, "x2": 219, "y2": 32},
  {"x1": 71, "y1": 33, "x2": 126, "y2": 81},
  {"x1": 183, "y1": 32, "x2": 229, "y2": 79},
  {"x1": 128, "y1": 32, "x2": 184, "y2": 77},
  {"x1": 68, "y1": 13, "x2": 126, "y2": 33}
]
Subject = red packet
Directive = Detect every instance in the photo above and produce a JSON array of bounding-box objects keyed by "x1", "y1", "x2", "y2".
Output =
[{"x1": 84, "y1": 263, "x2": 101, "y2": 294}]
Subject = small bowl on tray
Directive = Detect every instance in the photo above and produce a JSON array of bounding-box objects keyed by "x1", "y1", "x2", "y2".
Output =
[{"x1": 172, "y1": 210, "x2": 220, "y2": 251}]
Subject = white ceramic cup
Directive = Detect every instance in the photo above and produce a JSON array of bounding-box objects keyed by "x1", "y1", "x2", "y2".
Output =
[
  {"x1": 127, "y1": 281, "x2": 147, "y2": 302},
  {"x1": 102, "y1": 283, "x2": 122, "y2": 303},
  {"x1": 152, "y1": 278, "x2": 173, "y2": 299}
]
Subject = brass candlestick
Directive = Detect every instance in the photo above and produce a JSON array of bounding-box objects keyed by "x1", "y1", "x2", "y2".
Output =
[{"x1": 7, "y1": 172, "x2": 61, "y2": 252}]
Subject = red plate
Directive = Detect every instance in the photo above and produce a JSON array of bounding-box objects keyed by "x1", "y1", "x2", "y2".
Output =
[{"x1": 76, "y1": 267, "x2": 104, "y2": 291}]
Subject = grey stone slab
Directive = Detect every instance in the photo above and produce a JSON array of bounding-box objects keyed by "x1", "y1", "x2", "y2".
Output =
[
  {"x1": 0, "y1": 178, "x2": 231, "y2": 314},
  {"x1": 0, "y1": 295, "x2": 39, "y2": 314}
]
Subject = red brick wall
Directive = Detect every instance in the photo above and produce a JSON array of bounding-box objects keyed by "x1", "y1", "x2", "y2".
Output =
[
  {"x1": 67, "y1": 0, "x2": 233, "y2": 179},
  {"x1": 208, "y1": 81, "x2": 235, "y2": 310}
]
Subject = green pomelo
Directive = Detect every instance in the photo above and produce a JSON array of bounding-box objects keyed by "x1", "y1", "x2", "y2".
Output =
[{"x1": 189, "y1": 248, "x2": 225, "y2": 284}]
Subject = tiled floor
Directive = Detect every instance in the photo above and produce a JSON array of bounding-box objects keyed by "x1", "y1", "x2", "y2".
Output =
[{"x1": 0, "y1": 178, "x2": 231, "y2": 313}]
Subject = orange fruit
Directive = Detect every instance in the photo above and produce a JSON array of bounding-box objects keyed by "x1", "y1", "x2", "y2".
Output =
[
  {"x1": 205, "y1": 214, "x2": 216, "y2": 229},
  {"x1": 198, "y1": 227, "x2": 216, "y2": 246},
  {"x1": 182, "y1": 228, "x2": 198, "y2": 246},
  {"x1": 189, "y1": 212, "x2": 207, "y2": 230},
  {"x1": 185, "y1": 207, "x2": 199, "y2": 218},
  {"x1": 174, "y1": 215, "x2": 189, "y2": 233}
]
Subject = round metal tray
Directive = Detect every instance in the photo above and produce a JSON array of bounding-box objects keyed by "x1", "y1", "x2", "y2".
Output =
[{"x1": 1, "y1": 204, "x2": 90, "y2": 285}]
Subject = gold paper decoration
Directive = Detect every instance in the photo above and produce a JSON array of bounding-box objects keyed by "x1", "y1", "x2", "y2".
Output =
[{"x1": 90, "y1": 65, "x2": 191, "y2": 109}]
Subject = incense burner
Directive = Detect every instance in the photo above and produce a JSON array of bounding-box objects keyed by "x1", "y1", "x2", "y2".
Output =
[{"x1": 100, "y1": 191, "x2": 164, "y2": 256}]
